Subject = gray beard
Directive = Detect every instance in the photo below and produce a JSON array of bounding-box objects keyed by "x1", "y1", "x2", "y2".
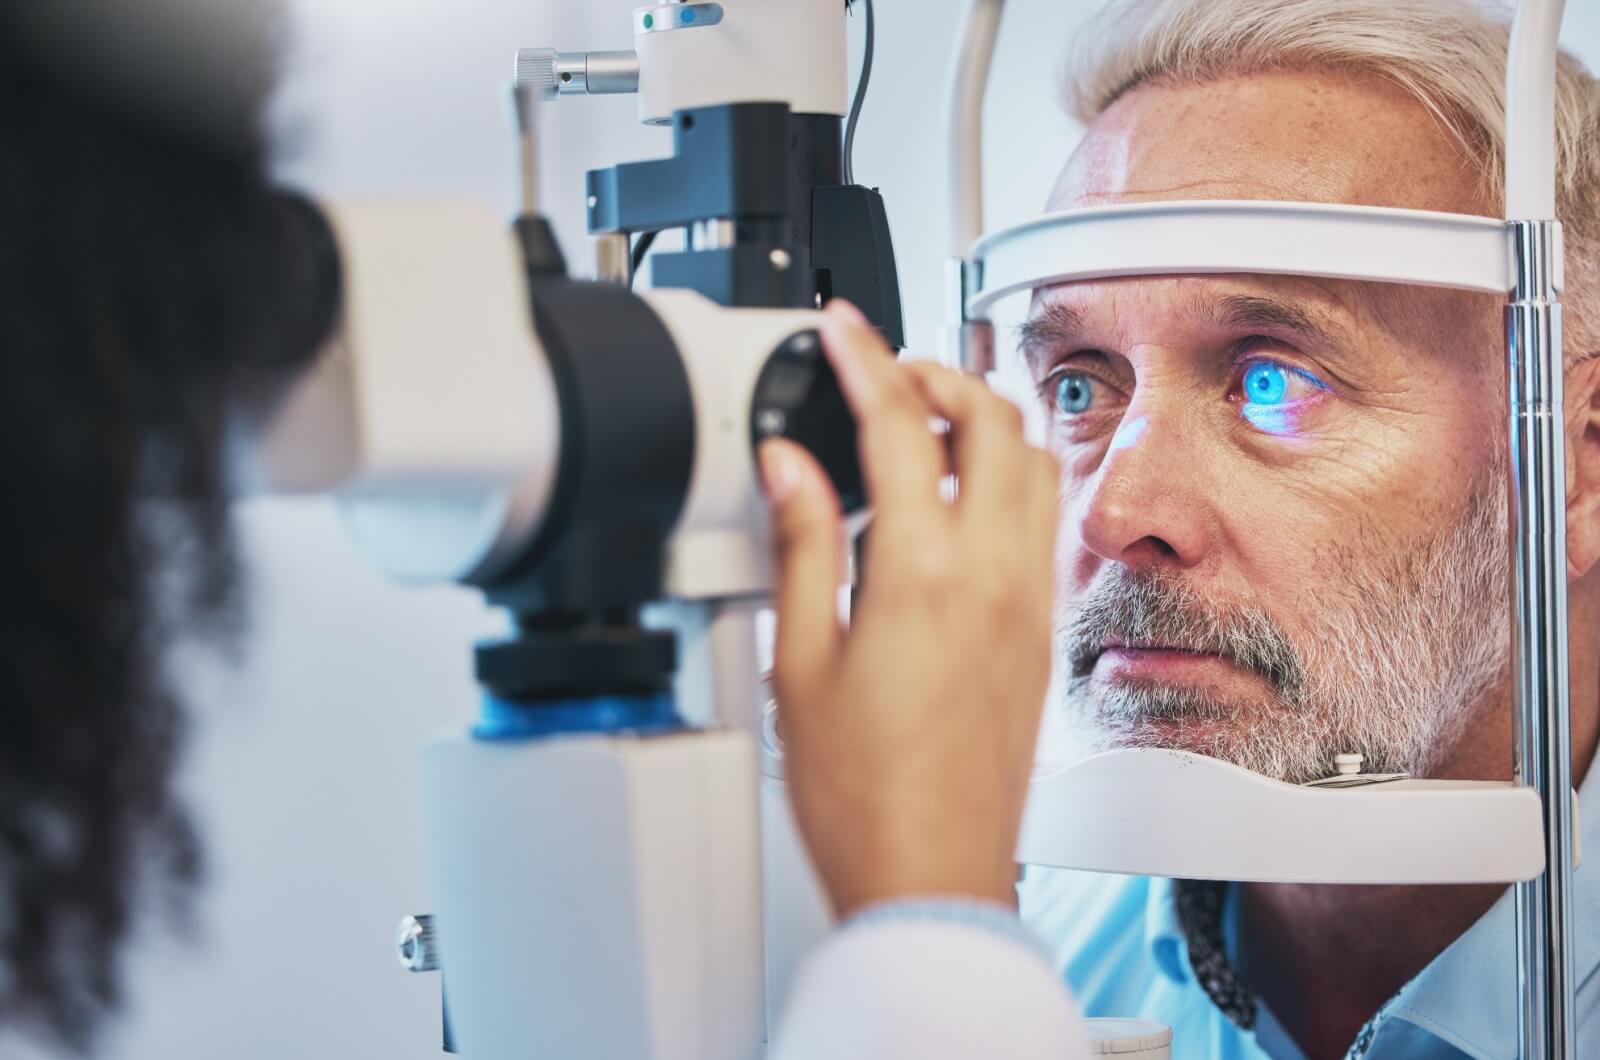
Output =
[{"x1": 1055, "y1": 474, "x2": 1510, "y2": 784}]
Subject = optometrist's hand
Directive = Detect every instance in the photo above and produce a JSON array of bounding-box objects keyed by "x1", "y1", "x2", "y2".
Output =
[{"x1": 758, "y1": 300, "x2": 1061, "y2": 919}]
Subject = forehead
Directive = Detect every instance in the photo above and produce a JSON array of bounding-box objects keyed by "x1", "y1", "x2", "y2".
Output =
[
  {"x1": 1050, "y1": 68, "x2": 1491, "y2": 215},
  {"x1": 1032, "y1": 68, "x2": 1498, "y2": 353}
]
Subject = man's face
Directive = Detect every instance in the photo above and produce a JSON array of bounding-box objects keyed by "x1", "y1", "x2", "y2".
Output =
[{"x1": 1032, "y1": 70, "x2": 1512, "y2": 783}]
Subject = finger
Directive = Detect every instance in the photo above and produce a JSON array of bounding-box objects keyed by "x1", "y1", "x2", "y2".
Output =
[
  {"x1": 759, "y1": 438, "x2": 846, "y2": 691},
  {"x1": 818, "y1": 302, "x2": 949, "y2": 526},
  {"x1": 901, "y1": 360, "x2": 1031, "y2": 517}
]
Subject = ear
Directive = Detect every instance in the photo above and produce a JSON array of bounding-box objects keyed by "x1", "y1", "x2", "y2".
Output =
[{"x1": 1565, "y1": 355, "x2": 1600, "y2": 579}]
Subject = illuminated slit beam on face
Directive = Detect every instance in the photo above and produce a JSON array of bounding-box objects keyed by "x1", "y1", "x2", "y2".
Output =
[
  {"x1": 1242, "y1": 403, "x2": 1298, "y2": 436},
  {"x1": 1110, "y1": 415, "x2": 1148, "y2": 451}
]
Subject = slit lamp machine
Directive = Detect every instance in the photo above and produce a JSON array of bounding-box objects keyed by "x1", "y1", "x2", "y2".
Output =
[{"x1": 248, "y1": 0, "x2": 1579, "y2": 1055}]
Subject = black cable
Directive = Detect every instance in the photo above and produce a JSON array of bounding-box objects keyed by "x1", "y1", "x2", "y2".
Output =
[
  {"x1": 629, "y1": 229, "x2": 658, "y2": 287},
  {"x1": 843, "y1": 0, "x2": 875, "y2": 185}
]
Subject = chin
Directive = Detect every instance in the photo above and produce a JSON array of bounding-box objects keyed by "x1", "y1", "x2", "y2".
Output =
[
  {"x1": 1118, "y1": 715, "x2": 1239, "y2": 753},
  {"x1": 1066, "y1": 702, "x2": 1304, "y2": 782}
]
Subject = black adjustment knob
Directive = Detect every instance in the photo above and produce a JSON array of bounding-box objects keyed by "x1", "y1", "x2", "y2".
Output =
[{"x1": 750, "y1": 329, "x2": 866, "y2": 513}]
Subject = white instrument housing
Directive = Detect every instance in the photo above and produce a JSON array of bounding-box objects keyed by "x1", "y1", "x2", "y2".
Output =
[
  {"x1": 634, "y1": 0, "x2": 848, "y2": 125},
  {"x1": 250, "y1": 200, "x2": 562, "y2": 584},
  {"x1": 248, "y1": 200, "x2": 826, "y2": 593},
  {"x1": 244, "y1": 198, "x2": 836, "y2": 1053},
  {"x1": 644, "y1": 290, "x2": 819, "y2": 601}
]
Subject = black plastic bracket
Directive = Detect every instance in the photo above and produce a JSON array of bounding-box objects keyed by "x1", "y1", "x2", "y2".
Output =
[
  {"x1": 651, "y1": 244, "x2": 809, "y2": 309},
  {"x1": 813, "y1": 184, "x2": 905, "y2": 348},
  {"x1": 587, "y1": 104, "x2": 795, "y2": 234}
]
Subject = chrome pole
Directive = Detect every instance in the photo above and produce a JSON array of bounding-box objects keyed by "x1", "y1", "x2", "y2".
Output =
[{"x1": 1509, "y1": 217, "x2": 1575, "y2": 1060}]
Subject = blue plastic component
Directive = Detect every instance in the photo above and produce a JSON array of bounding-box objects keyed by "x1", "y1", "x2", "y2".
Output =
[{"x1": 473, "y1": 692, "x2": 683, "y2": 742}]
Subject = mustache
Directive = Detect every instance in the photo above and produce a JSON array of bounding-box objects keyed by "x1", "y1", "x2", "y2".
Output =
[{"x1": 1058, "y1": 568, "x2": 1309, "y2": 706}]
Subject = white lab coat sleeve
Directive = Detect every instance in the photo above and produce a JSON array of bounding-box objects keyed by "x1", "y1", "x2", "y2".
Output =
[{"x1": 768, "y1": 917, "x2": 1091, "y2": 1059}]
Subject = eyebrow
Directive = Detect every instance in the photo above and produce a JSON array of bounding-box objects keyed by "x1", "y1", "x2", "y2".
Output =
[
  {"x1": 1016, "y1": 290, "x2": 1354, "y2": 366},
  {"x1": 1016, "y1": 301, "x2": 1089, "y2": 367},
  {"x1": 1209, "y1": 294, "x2": 1353, "y2": 353}
]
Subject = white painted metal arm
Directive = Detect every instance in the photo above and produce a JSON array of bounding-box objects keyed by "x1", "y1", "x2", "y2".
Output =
[
  {"x1": 1505, "y1": 0, "x2": 1566, "y2": 220},
  {"x1": 947, "y1": 0, "x2": 1004, "y2": 259}
]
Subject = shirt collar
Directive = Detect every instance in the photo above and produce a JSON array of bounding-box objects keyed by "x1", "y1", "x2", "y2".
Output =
[
  {"x1": 1381, "y1": 769, "x2": 1600, "y2": 1059},
  {"x1": 1145, "y1": 875, "x2": 1191, "y2": 984}
]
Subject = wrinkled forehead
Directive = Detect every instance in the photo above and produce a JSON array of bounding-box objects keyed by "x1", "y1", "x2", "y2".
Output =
[{"x1": 1050, "y1": 69, "x2": 1494, "y2": 217}]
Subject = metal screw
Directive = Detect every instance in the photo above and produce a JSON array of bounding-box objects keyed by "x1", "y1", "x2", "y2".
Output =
[
  {"x1": 396, "y1": 914, "x2": 440, "y2": 972},
  {"x1": 756, "y1": 409, "x2": 787, "y2": 435}
]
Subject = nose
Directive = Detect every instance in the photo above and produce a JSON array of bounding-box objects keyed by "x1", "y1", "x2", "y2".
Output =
[{"x1": 1074, "y1": 405, "x2": 1213, "y2": 571}]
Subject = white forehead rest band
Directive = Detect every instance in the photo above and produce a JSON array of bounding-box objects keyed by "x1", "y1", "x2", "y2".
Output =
[{"x1": 962, "y1": 199, "x2": 1550, "y2": 320}]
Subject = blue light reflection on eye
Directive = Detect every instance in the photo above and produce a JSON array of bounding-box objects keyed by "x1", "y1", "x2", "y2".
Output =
[
  {"x1": 1110, "y1": 415, "x2": 1147, "y2": 451},
  {"x1": 1239, "y1": 360, "x2": 1327, "y2": 436},
  {"x1": 1243, "y1": 362, "x2": 1288, "y2": 405}
]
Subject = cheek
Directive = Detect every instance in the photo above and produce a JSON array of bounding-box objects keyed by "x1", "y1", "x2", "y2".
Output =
[{"x1": 1053, "y1": 464, "x2": 1108, "y2": 596}]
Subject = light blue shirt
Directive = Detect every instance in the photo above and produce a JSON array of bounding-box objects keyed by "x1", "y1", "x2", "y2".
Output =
[{"x1": 1018, "y1": 772, "x2": 1600, "y2": 1059}]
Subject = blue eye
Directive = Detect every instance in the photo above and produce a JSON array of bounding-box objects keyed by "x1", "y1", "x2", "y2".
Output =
[
  {"x1": 1054, "y1": 372, "x2": 1095, "y2": 415},
  {"x1": 1242, "y1": 362, "x2": 1289, "y2": 405},
  {"x1": 1238, "y1": 359, "x2": 1329, "y2": 435}
]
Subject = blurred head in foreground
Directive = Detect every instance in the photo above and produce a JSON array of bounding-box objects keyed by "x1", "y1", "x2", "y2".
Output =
[{"x1": 0, "y1": 2, "x2": 332, "y2": 1049}]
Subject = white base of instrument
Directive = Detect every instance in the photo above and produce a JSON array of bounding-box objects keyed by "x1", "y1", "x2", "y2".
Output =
[{"x1": 421, "y1": 729, "x2": 763, "y2": 1060}]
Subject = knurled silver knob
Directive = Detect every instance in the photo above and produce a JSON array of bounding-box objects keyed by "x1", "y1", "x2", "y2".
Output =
[
  {"x1": 515, "y1": 48, "x2": 560, "y2": 100},
  {"x1": 396, "y1": 914, "x2": 440, "y2": 973},
  {"x1": 515, "y1": 48, "x2": 638, "y2": 97}
]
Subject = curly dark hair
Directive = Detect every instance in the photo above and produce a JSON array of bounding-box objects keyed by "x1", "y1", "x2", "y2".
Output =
[{"x1": 0, "y1": 3, "x2": 335, "y2": 1050}]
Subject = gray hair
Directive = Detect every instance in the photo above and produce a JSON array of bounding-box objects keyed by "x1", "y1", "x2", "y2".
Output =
[{"x1": 1063, "y1": 0, "x2": 1600, "y2": 348}]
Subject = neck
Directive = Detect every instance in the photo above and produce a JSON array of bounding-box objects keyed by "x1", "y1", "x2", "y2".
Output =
[{"x1": 1237, "y1": 586, "x2": 1600, "y2": 1060}]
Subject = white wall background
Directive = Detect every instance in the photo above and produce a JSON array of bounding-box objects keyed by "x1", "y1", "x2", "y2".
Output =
[{"x1": 77, "y1": 2, "x2": 1600, "y2": 1058}]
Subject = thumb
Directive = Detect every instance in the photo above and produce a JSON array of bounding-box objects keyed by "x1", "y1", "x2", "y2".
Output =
[{"x1": 760, "y1": 438, "x2": 845, "y2": 687}]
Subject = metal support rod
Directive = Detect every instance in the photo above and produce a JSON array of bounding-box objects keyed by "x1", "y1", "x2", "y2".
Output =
[
  {"x1": 947, "y1": 258, "x2": 995, "y2": 374},
  {"x1": 700, "y1": 602, "x2": 774, "y2": 1043},
  {"x1": 511, "y1": 83, "x2": 540, "y2": 215},
  {"x1": 594, "y1": 232, "x2": 632, "y2": 285},
  {"x1": 1509, "y1": 218, "x2": 1575, "y2": 1060}
]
